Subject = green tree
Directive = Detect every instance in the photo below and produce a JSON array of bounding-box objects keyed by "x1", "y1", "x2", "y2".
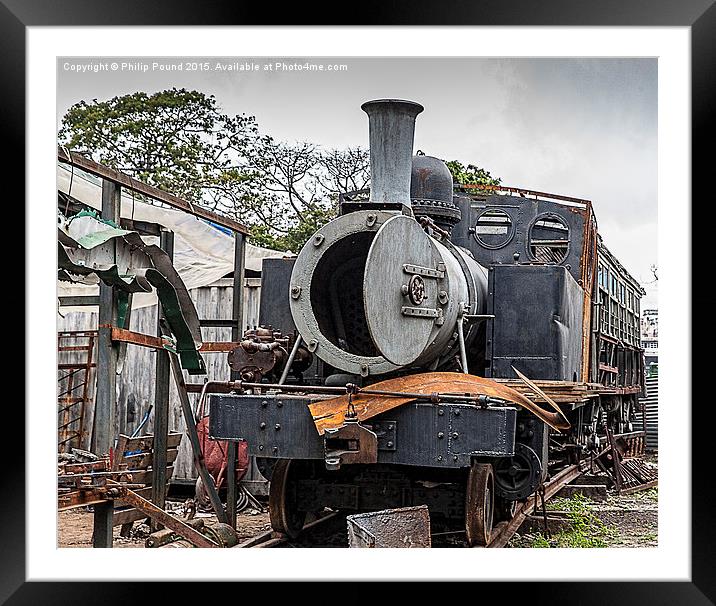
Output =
[
  {"x1": 59, "y1": 88, "x2": 259, "y2": 203},
  {"x1": 212, "y1": 137, "x2": 369, "y2": 252},
  {"x1": 59, "y1": 88, "x2": 370, "y2": 252},
  {"x1": 61, "y1": 89, "x2": 496, "y2": 253},
  {"x1": 445, "y1": 160, "x2": 501, "y2": 188}
]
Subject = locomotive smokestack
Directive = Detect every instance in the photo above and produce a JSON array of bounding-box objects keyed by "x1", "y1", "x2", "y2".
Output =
[{"x1": 361, "y1": 99, "x2": 424, "y2": 208}]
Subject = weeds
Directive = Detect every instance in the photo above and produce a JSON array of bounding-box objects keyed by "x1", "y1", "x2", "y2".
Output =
[
  {"x1": 513, "y1": 493, "x2": 617, "y2": 548},
  {"x1": 631, "y1": 487, "x2": 658, "y2": 502}
]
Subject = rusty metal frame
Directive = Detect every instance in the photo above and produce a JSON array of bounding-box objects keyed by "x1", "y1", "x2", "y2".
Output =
[
  {"x1": 455, "y1": 183, "x2": 592, "y2": 206},
  {"x1": 57, "y1": 331, "x2": 96, "y2": 451},
  {"x1": 110, "y1": 327, "x2": 241, "y2": 354},
  {"x1": 112, "y1": 485, "x2": 219, "y2": 548}
]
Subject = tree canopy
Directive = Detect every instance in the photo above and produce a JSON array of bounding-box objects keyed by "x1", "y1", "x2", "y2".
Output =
[
  {"x1": 59, "y1": 88, "x2": 499, "y2": 251},
  {"x1": 59, "y1": 89, "x2": 258, "y2": 204},
  {"x1": 445, "y1": 160, "x2": 502, "y2": 188}
]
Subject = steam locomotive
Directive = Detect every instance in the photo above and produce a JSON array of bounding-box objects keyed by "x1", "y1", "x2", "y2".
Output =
[{"x1": 208, "y1": 99, "x2": 645, "y2": 545}]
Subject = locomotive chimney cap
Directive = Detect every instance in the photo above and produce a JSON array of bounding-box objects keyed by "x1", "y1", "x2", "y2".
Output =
[{"x1": 360, "y1": 99, "x2": 424, "y2": 114}]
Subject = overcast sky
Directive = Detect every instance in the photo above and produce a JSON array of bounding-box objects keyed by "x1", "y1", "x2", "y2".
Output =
[{"x1": 57, "y1": 57, "x2": 658, "y2": 307}]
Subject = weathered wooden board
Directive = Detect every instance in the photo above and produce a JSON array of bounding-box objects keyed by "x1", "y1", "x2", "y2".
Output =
[
  {"x1": 119, "y1": 432, "x2": 183, "y2": 453},
  {"x1": 127, "y1": 466, "x2": 173, "y2": 485},
  {"x1": 122, "y1": 448, "x2": 179, "y2": 470}
]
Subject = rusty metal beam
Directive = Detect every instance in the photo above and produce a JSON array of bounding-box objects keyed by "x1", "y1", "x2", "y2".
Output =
[
  {"x1": 113, "y1": 486, "x2": 218, "y2": 548},
  {"x1": 110, "y1": 327, "x2": 168, "y2": 349},
  {"x1": 486, "y1": 464, "x2": 583, "y2": 549},
  {"x1": 110, "y1": 327, "x2": 238, "y2": 353},
  {"x1": 620, "y1": 479, "x2": 658, "y2": 495},
  {"x1": 199, "y1": 341, "x2": 242, "y2": 352}
]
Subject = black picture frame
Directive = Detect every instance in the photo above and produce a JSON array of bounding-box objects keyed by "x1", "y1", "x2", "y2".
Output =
[{"x1": 8, "y1": 0, "x2": 708, "y2": 601}]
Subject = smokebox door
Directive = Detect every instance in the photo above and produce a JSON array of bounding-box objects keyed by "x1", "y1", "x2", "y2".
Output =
[{"x1": 363, "y1": 215, "x2": 440, "y2": 366}]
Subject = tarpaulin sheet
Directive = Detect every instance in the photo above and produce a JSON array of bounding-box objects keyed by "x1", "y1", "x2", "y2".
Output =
[{"x1": 57, "y1": 163, "x2": 291, "y2": 311}]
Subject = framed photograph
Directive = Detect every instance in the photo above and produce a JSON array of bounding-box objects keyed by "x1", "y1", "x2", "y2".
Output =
[{"x1": 10, "y1": 0, "x2": 707, "y2": 600}]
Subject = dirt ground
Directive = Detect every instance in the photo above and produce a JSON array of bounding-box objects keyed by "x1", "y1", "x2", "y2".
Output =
[
  {"x1": 59, "y1": 457, "x2": 658, "y2": 548},
  {"x1": 58, "y1": 502, "x2": 271, "y2": 548},
  {"x1": 576, "y1": 454, "x2": 658, "y2": 548},
  {"x1": 591, "y1": 489, "x2": 658, "y2": 547}
]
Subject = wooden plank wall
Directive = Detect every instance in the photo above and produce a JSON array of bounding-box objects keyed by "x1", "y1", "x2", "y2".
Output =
[{"x1": 57, "y1": 278, "x2": 261, "y2": 482}]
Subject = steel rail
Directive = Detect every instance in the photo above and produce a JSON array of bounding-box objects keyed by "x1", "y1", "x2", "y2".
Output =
[
  {"x1": 485, "y1": 463, "x2": 584, "y2": 548},
  {"x1": 236, "y1": 511, "x2": 340, "y2": 548}
]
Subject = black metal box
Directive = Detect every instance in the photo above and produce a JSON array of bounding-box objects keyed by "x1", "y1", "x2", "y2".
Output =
[{"x1": 487, "y1": 264, "x2": 584, "y2": 381}]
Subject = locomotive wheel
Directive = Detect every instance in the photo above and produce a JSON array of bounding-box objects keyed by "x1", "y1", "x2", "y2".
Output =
[
  {"x1": 268, "y1": 459, "x2": 306, "y2": 539},
  {"x1": 493, "y1": 443, "x2": 542, "y2": 501},
  {"x1": 465, "y1": 462, "x2": 495, "y2": 546}
]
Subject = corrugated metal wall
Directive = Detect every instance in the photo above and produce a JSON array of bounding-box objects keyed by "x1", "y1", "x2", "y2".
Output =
[
  {"x1": 635, "y1": 375, "x2": 658, "y2": 451},
  {"x1": 57, "y1": 278, "x2": 261, "y2": 483}
]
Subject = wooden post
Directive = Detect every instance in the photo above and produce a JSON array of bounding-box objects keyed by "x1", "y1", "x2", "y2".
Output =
[
  {"x1": 92, "y1": 501, "x2": 115, "y2": 548},
  {"x1": 226, "y1": 442, "x2": 238, "y2": 529},
  {"x1": 230, "y1": 232, "x2": 246, "y2": 379},
  {"x1": 607, "y1": 427, "x2": 623, "y2": 494},
  {"x1": 227, "y1": 231, "x2": 246, "y2": 521},
  {"x1": 92, "y1": 178, "x2": 121, "y2": 548},
  {"x1": 151, "y1": 229, "x2": 174, "y2": 529}
]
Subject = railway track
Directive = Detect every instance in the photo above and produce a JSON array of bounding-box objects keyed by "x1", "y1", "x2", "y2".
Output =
[
  {"x1": 237, "y1": 462, "x2": 586, "y2": 548},
  {"x1": 233, "y1": 511, "x2": 345, "y2": 548},
  {"x1": 485, "y1": 463, "x2": 583, "y2": 548}
]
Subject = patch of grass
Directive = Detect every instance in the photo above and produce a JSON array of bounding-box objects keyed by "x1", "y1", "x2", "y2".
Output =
[
  {"x1": 642, "y1": 530, "x2": 658, "y2": 543},
  {"x1": 546, "y1": 494, "x2": 585, "y2": 512},
  {"x1": 525, "y1": 493, "x2": 617, "y2": 548},
  {"x1": 631, "y1": 487, "x2": 658, "y2": 502},
  {"x1": 529, "y1": 534, "x2": 551, "y2": 548}
]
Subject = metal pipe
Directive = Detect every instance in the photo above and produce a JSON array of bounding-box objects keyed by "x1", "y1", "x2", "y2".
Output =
[
  {"x1": 231, "y1": 232, "x2": 246, "y2": 381},
  {"x1": 278, "y1": 335, "x2": 303, "y2": 385},
  {"x1": 361, "y1": 99, "x2": 423, "y2": 207},
  {"x1": 235, "y1": 380, "x2": 506, "y2": 406},
  {"x1": 195, "y1": 380, "x2": 232, "y2": 421},
  {"x1": 456, "y1": 316, "x2": 469, "y2": 374},
  {"x1": 131, "y1": 404, "x2": 153, "y2": 438}
]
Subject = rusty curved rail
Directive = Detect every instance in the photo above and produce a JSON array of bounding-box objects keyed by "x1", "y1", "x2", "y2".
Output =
[{"x1": 308, "y1": 372, "x2": 571, "y2": 434}]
